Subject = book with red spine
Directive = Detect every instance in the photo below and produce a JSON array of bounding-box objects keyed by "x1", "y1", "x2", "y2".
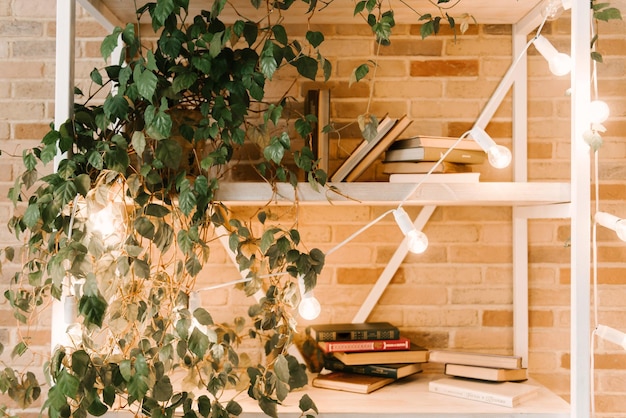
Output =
[{"x1": 318, "y1": 337, "x2": 411, "y2": 353}]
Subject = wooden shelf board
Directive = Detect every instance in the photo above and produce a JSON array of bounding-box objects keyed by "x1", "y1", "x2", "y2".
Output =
[
  {"x1": 84, "y1": 0, "x2": 544, "y2": 27},
  {"x1": 214, "y1": 182, "x2": 571, "y2": 207},
  {"x1": 234, "y1": 373, "x2": 570, "y2": 417}
]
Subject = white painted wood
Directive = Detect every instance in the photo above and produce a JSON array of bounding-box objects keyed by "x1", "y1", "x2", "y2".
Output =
[
  {"x1": 50, "y1": 0, "x2": 75, "y2": 355},
  {"x1": 570, "y1": 1, "x2": 592, "y2": 416},
  {"x1": 214, "y1": 182, "x2": 570, "y2": 207},
  {"x1": 77, "y1": 0, "x2": 122, "y2": 32},
  {"x1": 352, "y1": 206, "x2": 437, "y2": 324},
  {"x1": 235, "y1": 374, "x2": 569, "y2": 417},
  {"x1": 95, "y1": 0, "x2": 543, "y2": 26}
]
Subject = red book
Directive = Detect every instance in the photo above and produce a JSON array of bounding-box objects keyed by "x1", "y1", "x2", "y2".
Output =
[{"x1": 318, "y1": 337, "x2": 411, "y2": 353}]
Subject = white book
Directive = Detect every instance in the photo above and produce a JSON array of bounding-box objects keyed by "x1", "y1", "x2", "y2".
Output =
[
  {"x1": 388, "y1": 173, "x2": 480, "y2": 183},
  {"x1": 429, "y1": 377, "x2": 540, "y2": 408},
  {"x1": 331, "y1": 116, "x2": 397, "y2": 182}
]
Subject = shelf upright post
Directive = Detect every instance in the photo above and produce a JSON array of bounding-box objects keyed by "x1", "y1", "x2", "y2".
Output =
[
  {"x1": 50, "y1": 0, "x2": 76, "y2": 354},
  {"x1": 570, "y1": 0, "x2": 592, "y2": 416}
]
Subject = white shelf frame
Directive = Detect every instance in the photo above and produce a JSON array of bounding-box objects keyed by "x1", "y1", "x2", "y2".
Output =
[{"x1": 54, "y1": 1, "x2": 592, "y2": 416}]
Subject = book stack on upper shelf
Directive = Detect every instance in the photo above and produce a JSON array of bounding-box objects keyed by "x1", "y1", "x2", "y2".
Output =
[
  {"x1": 310, "y1": 322, "x2": 429, "y2": 394},
  {"x1": 383, "y1": 135, "x2": 485, "y2": 183},
  {"x1": 427, "y1": 350, "x2": 537, "y2": 408},
  {"x1": 330, "y1": 116, "x2": 412, "y2": 182},
  {"x1": 429, "y1": 350, "x2": 528, "y2": 382}
]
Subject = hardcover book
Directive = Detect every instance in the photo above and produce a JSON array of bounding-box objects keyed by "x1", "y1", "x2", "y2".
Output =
[
  {"x1": 384, "y1": 146, "x2": 485, "y2": 164},
  {"x1": 444, "y1": 363, "x2": 528, "y2": 382},
  {"x1": 318, "y1": 336, "x2": 411, "y2": 353},
  {"x1": 389, "y1": 135, "x2": 483, "y2": 151},
  {"x1": 305, "y1": 89, "x2": 330, "y2": 172},
  {"x1": 428, "y1": 377, "x2": 540, "y2": 408},
  {"x1": 344, "y1": 115, "x2": 412, "y2": 181},
  {"x1": 312, "y1": 371, "x2": 395, "y2": 394},
  {"x1": 388, "y1": 173, "x2": 481, "y2": 184},
  {"x1": 324, "y1": 357, "x2": 423, "y2": 379},
  {"x1": 309, "y1": 322, "x2": 400, "y2": 342},
  {"x1": 331, "y1": 343, "x2": 429, "y2": 366},
  {"x1": 330, "y1": 116, "x2": 397, "y2": 182},
  {"x1": 382, "y1": 161, "x2": 473, "y2": 174},
  {"x1": 428, "y1": 350, "x2": 523, "y2": 370}
]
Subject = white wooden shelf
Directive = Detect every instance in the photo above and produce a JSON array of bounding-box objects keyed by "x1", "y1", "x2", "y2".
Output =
[
  {"x1": 233, "y1": 374, "x2": 570, "y2": 417},
  {"x1": 214, "y1": 181, "x2": 571, "y2": 207}
]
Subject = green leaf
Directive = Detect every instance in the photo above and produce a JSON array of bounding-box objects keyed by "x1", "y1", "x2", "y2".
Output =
[
  {"x1": 274, "y1": 354, "x2": 289, "y2": 382},
  {"x1": 103, "y1": 94, "x2": 129, "y2": 120},
  {"x1": 298, "y1": 394, "x2": 318, "y2": 414},
  {"x1": 272, "y1": 25, "x2": 288, "y2": 45},
  {"x1": 90, "y1": 68, "x2": 103, "y2": 86},
  {"x1": 198, "y1": 395, "x2": 211, "y2": 417},
  {"x1": 135, "y1": 216, "x2": 155, "y2": 239},
  {"x1": 193, "y1": 308, "x2": 214, "y2": 326},
  {"x1": 172, "y1": 71, "x2": 198, "y2": 93},
  {"x1": 420, "y1": 20, "x2": 435, "y2": 39},
  {"x1": 87, "y1": 396, "x2": 109, "y2": 416},
  {"x1": 351, "y1": 63, "x2": 369, "y2": 84},
  {"x1": 101, "y1": 26, "x2": 122, "y2": 60},
  {"x1": 260, "y1": 40, "x2": 278, "y2": 80},
  {"x1": 145, "y1": 98, "x2": 173, "y2": 139},
  {"x1": 70, "y1": 350, "x2": 91, "y2": 377},
  {"x1": 23, "y1": 204, "x2": 40, "y2": 228},
  {"x1": 131, "y1": 131, "x2": 146, "y2": 157},
  {"x1": 74, "y1": 174, "x2": 91, "y2": 197},
  {"x1": 145, "y1": 203, "x2": 170, "y2": 217},
  {"x1": 306, "y1": 30, "x2": 324, "y2": 48},
  {"x1": 185, "y1": 254, "x2": 202, "y2": 277},
  {"x1": 135, "y1": 66, "x2": 158, "y2": 100},
  {"x1": 79, "y1": 293, "x2": 108, "y2": 328},
  {"x1": 263, "y1": 138, "x2": 285, "y2": 164},
  {"x1": 178, "y1": 180, "x2": 197, "y2": 216},
  {"x1": 294, "y1": 55, "x2": 318, "y2": 80},
  {"x1": 188, "y1": 327, "x2": 209, "y2": 358},
  {"x1": 155, "y1": 138, "x2": 183, "y2": 169},
  {"x1": 153, "y1": 376, "x2": 173, "y2": 402}
]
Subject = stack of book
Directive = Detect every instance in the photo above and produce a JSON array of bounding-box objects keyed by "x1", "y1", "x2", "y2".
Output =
[
  {"x1": 383, "y1": 135, "x2": 486, "y2": 183},
  {"x1": 310, "y1": 322, "x2": 429, "y2": 394},
  {"x1": 429, "y1": 349, "x2": 528, "y2": 382},
  {"x1": 427, "y1": 350, "x2": 537, "y2": 407},
  {"x1": 330, "y1": 116, "x2": 412, "y2": 182}
]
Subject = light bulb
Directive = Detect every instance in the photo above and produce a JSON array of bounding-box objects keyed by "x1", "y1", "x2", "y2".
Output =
[
  {"x1": 590, "y1": 100, "x2": 610, "y2": 124},
  {"x1": 406, "y1": 229, "x2": 429, "y2": 254},
  {"x1": 595, "y1": 211, "x2": 626, "y2": 241},
  {"x1": 298, "y1": 295, "x2": 321, "y2": 320},
  {"x1": 533, "y1": 35, "x2": 571, "y2": 76},
  {"x1": 541, "y1": 0, "x2": 571, "y2": 21},
  {"x1": 596, "y1": 325, "x2": 626, "y2": 349},
  {"x1": 548, "y1": 53, "x2": 572, "y2": 77},
  {"x1": 393, "y1": 207, "x2": 429, "y2": 254},
  {"x1": 487, "y1": 145, "x2": 513, "y2": 169},
  {"x1": 469, "y1": 127, "x2": 512, "y2": 169}
]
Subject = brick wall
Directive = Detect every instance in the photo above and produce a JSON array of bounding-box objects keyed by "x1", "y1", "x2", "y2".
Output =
[{"x1": 1, "y1": 1, "x2": 626, "y2": 416}]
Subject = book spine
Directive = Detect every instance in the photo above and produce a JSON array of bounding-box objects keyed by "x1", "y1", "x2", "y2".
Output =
[
  {"x1": 429, "y1": 383, "x2": 513, "y2": 407},
  {"x1": 320, "y1": 338, "x2": 410, "y2": 353},
  {"x1": 324, "y1": 358, "x2": 399, "y2": 378},
  {"x1": 314, "y1": 328, "x2": 401, "y2": 342}
]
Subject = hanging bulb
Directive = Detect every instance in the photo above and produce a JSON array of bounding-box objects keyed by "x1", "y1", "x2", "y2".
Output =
[
  {"x1": 589, "y1": 100, "x2": 610, "y2": 124},
  {"x1": 541, "y1": 0, "x2": 572, "y2": 21},
  {"x1": 533, "y1": 35, "x2": 571, "y2": 77},
  {"x1": 469, "y1": 127, "x2": 512, "y2": 169},
  {"x1": 595, "y1": 211, "x2": 626, "y2": 241},
  {"x1": 297, "y1": 275, "x2": 321, "y2": 320},
  {"x1": 298, "y1": 294, "x2": 322, "y2": 320},
  {"x1": 596, "y1": 325, "x2": 626, "y2": 349},
  {"x1": 393, "y1": 207, "x2": 429, "y2": 254}
]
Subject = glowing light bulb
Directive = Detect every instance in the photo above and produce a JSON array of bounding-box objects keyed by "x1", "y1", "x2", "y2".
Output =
[
  {"x1": 590, "y1": 100, "x2": 610, "y2": 124},
  {"x1": 393, "y1": 207, "x2": 429, "y2": 254},
  {"x1": 595, "y1": 211, "x2": 626, "y2": 242},
  {"x1": 533, "y1": 35, "x2": 571, "y2": 76},
  {"x1": 487, "y1": 145, "x2": 513, "y2": 169},
  {"x1": 542, "y1": 0, "x2": 571, "y2": 21},
  {"x1": 406, "y1": 229, "x2": 429, "y2": 254},
  {"x1": 469, "y1": 127, "x2": 512, "y2": 169},
  {"x1": 298, "y1": 295, "x2": 321, "y2": 320}
]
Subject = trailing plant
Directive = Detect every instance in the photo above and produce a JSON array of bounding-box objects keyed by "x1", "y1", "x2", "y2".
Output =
[{"x1": 0, "y1": 1, "x2": 333, "y2": 417}]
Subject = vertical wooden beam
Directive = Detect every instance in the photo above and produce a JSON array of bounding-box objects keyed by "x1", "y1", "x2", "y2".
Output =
[{"x1": 570, "y1": 0, "x2": 592, "y2": 415}]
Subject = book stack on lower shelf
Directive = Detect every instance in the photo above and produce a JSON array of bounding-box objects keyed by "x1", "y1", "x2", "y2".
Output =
[
  {"x1": 310, "y1": 322, "x2": 429, "y2": 394},
  {"x1": 384, "y1": 136, "x2": 485, "y2": 184},
  {"x1": 428, "y1": 349, "x2": 539, "y2": 408}
]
